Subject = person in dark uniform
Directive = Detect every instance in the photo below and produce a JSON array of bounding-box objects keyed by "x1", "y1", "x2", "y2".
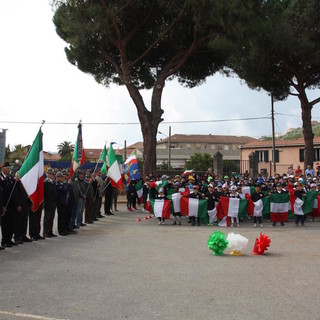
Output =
[
  {"x1": 61, "y1": 169, "x2": 76, "y2": 234},
  {"x1": 84, "y1": 172, "x2": 95, "y2": 223},
  {"x1": 93, "y1": 170, "x2": 104, "y2": 219},
  {"x1": 43, "y1": 168, "x2": 57, "y2": 238},
  {"x1": 0, "y1": 169, "x2": 4, "y2": 250},
  {"x1": 0, "y1": 162, "x2": 21, "y2": 247},
  {"x1": 15, "y1": 180, "x2": 33, "y2": 243},
  {"x1": 127, "y1": 180, "x2": 137, "y2": 211},
  {"x1": 56, "y1": 171, "x2": 69, "y2": 236},
  {"x1": 104, "y1": 177, "x2": 113, "y2": 215},
  {"x1": 75, "y1": 170, "x2": 87, "y2": 227}
]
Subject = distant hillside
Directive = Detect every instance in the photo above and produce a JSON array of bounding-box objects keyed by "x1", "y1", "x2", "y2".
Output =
[{"x1": 261, "y1": 121, "x2": 320, "y2": 140}]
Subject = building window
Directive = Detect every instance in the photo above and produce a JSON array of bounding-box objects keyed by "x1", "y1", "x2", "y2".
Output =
[
  {"x1": 224, "y1": 145, "x2": 229, "y2": 150},
  {"x1": 210, "y1": 145, "x2": 215, "y2": 150},
  {"x1": 299, "y1": 148, "x2": 320, "y2": 162},
  {"x1": 299, "y1": 149, "x2": 304, "y2": 162},
  {"x1": 196, "y1": 143, "x2": 201, "y2": 150},
  {"x1": 186, "y1": 144, "x2": 192, "y2": 149},
  {"x1": 258, "y1": 150, "x2": 269, "y2": 162},
  {"x1": 275, "y1": 150, "x2": 279, "y2": 163}
]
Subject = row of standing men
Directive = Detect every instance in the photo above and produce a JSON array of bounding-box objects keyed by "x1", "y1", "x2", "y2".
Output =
[{"x1": 0, "y1": 162, "x2": 117, "y2": 250}]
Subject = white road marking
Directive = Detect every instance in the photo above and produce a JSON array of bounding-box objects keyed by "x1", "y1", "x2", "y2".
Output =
[{"x1": 0, "y1": 310, "x2": 69, "y2": 320}]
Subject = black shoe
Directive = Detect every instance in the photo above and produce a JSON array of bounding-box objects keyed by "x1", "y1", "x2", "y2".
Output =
[
  {"x1": 0, "y1": 246, "x2": 5, "y2": 250},
  {"x1": 98, "y1": 214, "x2": 105, "y2": 218},
  {"x1": 45, "y1": 234, "x2": 53, "y2": 238},
  {"x1": 59, "y1": 232, "x2": 68, "y2": 236},
  {"x1": 73, "y1": 225, "x2": 80, "y2": 229},
  {"x1": 37, "y1": 235, "x2": 45, "y2": 240},
  {"x1": 22, "y1": 236, "x2": 33, "y2": 242},
  {"x1": 68, "y1": 230, "x2": 78, "y2": 234},
  {"x1": 50, "y1": 233, "x2": 58, "y2": 237},
  {"x1": 80, "y1": 223, "x2": 86, "y2": 227},
  {"x1": 3, "y1": 242, "x2": 12, "y2": 247},
  {"x1": 87, "y1": 221, "x2": 93, "y2": 224},
  {"x1": 14, "y1": 239, "x2": 23, "y2": 244},
  {"x1": 30, "y1": 237, "x2": 38, "y2": 241},
  {"x1": 94, "y1": 218, "x2": 99, "y2": 221},
  {"x1": 9, "y1": 240, "x2": 18, "y2": 246}
]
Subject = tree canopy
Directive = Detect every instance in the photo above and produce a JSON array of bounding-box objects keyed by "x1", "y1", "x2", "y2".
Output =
[
  {"x1": 226, "y1": 0, "x2": 320, "y2": 167},
  {"x1": 57, "y1": 141, "x2": 75, "y2": 161},
  {"x1": 52, "y1": 0, "x2": 233, "y2": 175},
  {"x1": 185, "y1": 153, "x2": 213, "y2": 171}
]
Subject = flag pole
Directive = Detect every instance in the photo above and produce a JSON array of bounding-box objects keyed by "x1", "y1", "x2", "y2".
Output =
[{"x1": 3, "y1": 179, "x2": 18, "y2": 213}]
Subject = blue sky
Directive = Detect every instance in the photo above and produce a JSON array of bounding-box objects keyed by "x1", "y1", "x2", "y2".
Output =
[{"x1": 0, "y1": 0, "x2": 319, "y2": 153}]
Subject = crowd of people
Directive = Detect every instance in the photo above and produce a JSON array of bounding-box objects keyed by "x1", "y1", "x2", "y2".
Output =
[
  {"x1": 134, "y1": 164, "x2": 320, "y2": 227},
  {"x1": 1, "y1": 161, "x2": 320, "y2": 250}
]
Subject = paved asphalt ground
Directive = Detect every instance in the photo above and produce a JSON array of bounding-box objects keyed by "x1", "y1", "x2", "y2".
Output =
[{"x1": 1, "y1": 203, "x2": 320, "y2": 320}]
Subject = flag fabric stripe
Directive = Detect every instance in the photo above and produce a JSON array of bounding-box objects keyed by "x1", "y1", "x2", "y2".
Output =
[
  {"x1": 19, "y1": 128, "x2": 44, "y2": 212},
  {"x1": 293, "y1": 197, "x2": 304, "y2": 216},
  {"x1": 254, "y1": 199, "x2": 263, "y2": 217},
  {"x1": 270, "y1": 202, "x2": 289, "y2": 213},
  {"x1": 168, "y1": 193, "x2": 181, "y2": 213},
  {"x1": 135, "y1": 180, "x2": 143, "y2": 202},
  {"x1": 228, "y1": 198, "x2": 240, "y2": 217},
  {"x1": 208, "y1": 207, "x2": 217, "y2": 223},
  {"x1": 188, "y1": 198, "x2": 199, "y2": 217}
]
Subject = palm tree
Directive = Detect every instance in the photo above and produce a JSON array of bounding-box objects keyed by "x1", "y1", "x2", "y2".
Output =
[
  {"x1": 8, "y1": 144, "x2": 29, "y2": 163},
  {"x1": 57, "y1": 141, "x2": 75, "y2": 160}
]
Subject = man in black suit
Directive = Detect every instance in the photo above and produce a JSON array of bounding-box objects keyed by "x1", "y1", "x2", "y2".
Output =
[
  {"x1": 43, "y1": 168, "x2": 57, "y2": 238},
  {"x1": 0, "y1": 162, "x2": 21, "y2": 247}
]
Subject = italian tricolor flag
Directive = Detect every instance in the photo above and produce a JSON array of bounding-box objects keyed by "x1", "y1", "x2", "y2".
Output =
[
  {"x1": 270, "y1": 192, "x2": 289, "y2": 222},
  {"x1": 290, "y1": 191, "x2": 316, "y2": 216},
  {"x1": 18, "y1": 128, "x2": 44, "y2": 212},
  {"x1": 99, "y1": 144, "x2": 107, "y2": 175},
  {"x1": 216, "y1": 196, "x2": 248, "y2": 219},
  {"x1": 246, "y1": 195, "x2": 268, "y2": 217},
  {"x1": 69, "y1": 122, "x2": 86, "y2": 178},
  {"x1": 150, "y1": 199, "x2": 171, "y2": 219},
  {"x1": 180, "y1": 197, "x2": 208, "y2": 223},
  {"x1": 107, "y1": 143, "x2": 122, "y2": 190},
  {"x1": 135, "y1": 180, "x2": 143, "y2": 203}
]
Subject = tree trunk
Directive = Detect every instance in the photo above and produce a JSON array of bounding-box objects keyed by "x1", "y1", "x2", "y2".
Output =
[
  {"x1": 300, "y1": 97, "x2": 314, "y2": 169},
  {"x1": 125, "y1": 80, "x2": 164, "y2": 178}
]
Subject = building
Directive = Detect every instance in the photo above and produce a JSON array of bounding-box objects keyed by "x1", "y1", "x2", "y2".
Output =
[
  {"x1": 156, "y1": 134, "x2": 256, "y2": 169},
  {"x1": 240, "y1": 137, "x2": 320, "y2": 176}
]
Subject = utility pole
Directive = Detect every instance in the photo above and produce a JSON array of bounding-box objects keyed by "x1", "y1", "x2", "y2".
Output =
[
  {"x1": 168, "y1": 126, "x2": 171, "y2": 171},
  {"x1": 124, "y1": 140, "x2": 127, "y2": 160},
  {"x1": 271, "y1": 93, "x2": 276, "y2": 176}
]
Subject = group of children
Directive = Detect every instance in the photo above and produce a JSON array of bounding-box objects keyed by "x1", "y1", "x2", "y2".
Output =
[{"x1": 127, "y1": 170, "x2": 320, "y2": 228}]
